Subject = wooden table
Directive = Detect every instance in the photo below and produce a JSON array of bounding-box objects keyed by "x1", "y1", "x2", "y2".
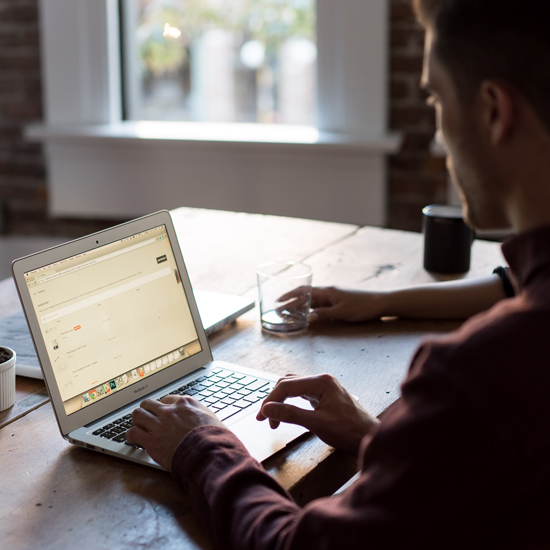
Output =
[{"x1": 0, "y1": 207, "x2": 505, "y2": 550}]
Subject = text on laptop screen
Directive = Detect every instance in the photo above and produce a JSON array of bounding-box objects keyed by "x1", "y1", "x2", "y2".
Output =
[{"x1": 24, "y1": 225, "x2": 201, "y2": 415}]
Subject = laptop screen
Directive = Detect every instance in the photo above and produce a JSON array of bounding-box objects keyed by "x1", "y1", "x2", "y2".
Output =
[{"x1": 23, "y1": 224, "x2": 201, "y2": 416}]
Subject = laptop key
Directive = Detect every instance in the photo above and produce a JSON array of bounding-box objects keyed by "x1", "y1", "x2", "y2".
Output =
[
  {"x1": 232, "y1": 399, "x2": 253, "y2": 409},
  {"x1": 183, "y1": 389, "x2": 198, "y2": 396},
  {"x1": 216, "y1": 405, "x2": 242, "y2": 421},
  {"x1": 246, "y1": 380, "x2": 269, "y2": 392},
  {"x1": 113, "y1": 433, "x2": 127, "y2": 443},
  {"x1": 92, "y1": 428, "x2": 105, "y2": 436},
  {"x1": 243, "y1": 394, "x2": 262, "y2": 404},
  {"x1": 101, "y1": 431, "x2": 117, "y2": 439}
]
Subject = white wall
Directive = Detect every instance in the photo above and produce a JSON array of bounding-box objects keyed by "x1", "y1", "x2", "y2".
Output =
[{"x1": 34, "y1": 0, "x2": 399, "y2": 226}]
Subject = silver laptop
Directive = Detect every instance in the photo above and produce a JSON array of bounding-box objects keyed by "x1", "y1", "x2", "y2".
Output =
[
  {"x1": 12, "y1": 211, "x2": 308, "y2": 468},
  {"x1": 6, "y1": 290, "x2": 254, "y2": 380}
]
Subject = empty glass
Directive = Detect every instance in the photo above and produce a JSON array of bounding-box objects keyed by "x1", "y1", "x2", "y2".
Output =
[{"x1": 257, "y1": 262, "x2": 313, "y2": 334}]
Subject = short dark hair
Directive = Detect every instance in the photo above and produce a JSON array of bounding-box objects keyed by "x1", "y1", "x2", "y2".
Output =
[{"x1": 413, "y1": 0, "x2": 550, "y2": 131}]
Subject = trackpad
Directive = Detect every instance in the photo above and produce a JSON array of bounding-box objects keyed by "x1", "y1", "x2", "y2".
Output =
[{"x1": 230, "y1": 397, "x2": 311, "y2": 463}]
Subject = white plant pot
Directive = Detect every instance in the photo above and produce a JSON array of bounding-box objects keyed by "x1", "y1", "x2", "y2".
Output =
[{"x1": 0, "y1": 346, "x2": 16, "y2": 412}]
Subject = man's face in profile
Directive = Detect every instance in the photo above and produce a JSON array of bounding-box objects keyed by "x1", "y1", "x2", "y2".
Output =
[{"x1": 421, "y1": 28, "x2": 510, "y2": 231}]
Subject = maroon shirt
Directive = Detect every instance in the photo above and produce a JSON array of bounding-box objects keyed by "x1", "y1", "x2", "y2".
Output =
[{"x1": 172, "y1": 225, "x2": 550, "y2": 550}]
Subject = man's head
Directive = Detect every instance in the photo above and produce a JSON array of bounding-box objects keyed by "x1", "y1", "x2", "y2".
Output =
[{"x1": 413, "y1": 0, "x2": 550, "y2": 231}]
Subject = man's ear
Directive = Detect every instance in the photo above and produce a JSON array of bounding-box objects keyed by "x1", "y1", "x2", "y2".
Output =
[{"x1": 479, "y1": 81, "x2": 514, "y2": 145}]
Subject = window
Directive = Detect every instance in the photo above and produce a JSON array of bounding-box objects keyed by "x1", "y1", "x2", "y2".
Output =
[
  {"x1": 122, "y1": 0, "x2": 317, "y2": 125},
  {"x1": 32, "y1": 0, "x2": 399, "y2": 227}
]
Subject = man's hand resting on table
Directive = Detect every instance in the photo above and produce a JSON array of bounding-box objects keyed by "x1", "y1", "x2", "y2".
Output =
[
  {"x1": 126, "y1": 396, "x2": 224, "y2": 471},
  {"x1": 257, "y1": 374, "x2": 379, "y2": 456},
  {"x1": 306, "y1": 287, "x2": 386, "y2": 323}
]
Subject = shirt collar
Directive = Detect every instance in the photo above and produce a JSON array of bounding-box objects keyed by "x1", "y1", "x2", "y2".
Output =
[{"x1": 502, "y1": 225, "x2": 550, "y2": 290}]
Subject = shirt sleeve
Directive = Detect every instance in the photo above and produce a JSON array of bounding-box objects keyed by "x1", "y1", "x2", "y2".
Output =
[
  {"x1": 170, "y1": 341, "x2": 511, "y2": 550},
  {"x1": 171, "y1": 424, "x2": 302, "y2": 550}
]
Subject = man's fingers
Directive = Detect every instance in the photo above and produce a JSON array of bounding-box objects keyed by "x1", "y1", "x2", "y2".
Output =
[
  {"x1": 132, "y1": 406, "x2": 160, "y2": 432},
  {"x1": 260, "y1": 402, "x2": 315, "y2": 431},
  {"x1": 276, "y1": 296, "x2": 309, "y2": 313},
  {"x1": 257, "y1": 376, "x2": 322, "y2": 420},
  {"x1": 309, "y1": 306, "x2": 339, "y2": 322},
  {"x1": 160, "y1": 395, "x2": 180, "y2": 405},
  {"x1": 126, "y1": 425, "x2": 154, "y2": 448},
  {"x1": 268, "y1": 418, "x2": 281, "y2": 430},
  {"x1": 277, "y1": 285, "x2": 311, "y2": 303},
  {"x1": 139, "y1": 397, "x2": 168, "y2": 414}
]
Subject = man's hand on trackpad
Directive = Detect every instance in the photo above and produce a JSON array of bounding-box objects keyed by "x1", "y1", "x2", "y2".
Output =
[{"x1": 256, "y1": 374, "x2": 379, "y2": 456}]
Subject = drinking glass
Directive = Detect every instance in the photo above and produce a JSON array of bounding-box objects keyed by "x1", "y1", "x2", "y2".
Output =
[{"x1": 257, "y1": 262, "x2": 313, "y2": 334}]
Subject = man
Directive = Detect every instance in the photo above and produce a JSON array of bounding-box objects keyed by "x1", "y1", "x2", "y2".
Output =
[{"x1": 127, "y1": 1, "x2": 550, "y2": 548}]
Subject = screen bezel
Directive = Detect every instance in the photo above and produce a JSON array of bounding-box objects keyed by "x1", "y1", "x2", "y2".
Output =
[{"x1": 12, "y1": 210, "x2": 213, "y2": 436}]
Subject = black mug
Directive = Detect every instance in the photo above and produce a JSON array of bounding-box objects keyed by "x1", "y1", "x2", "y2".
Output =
[{"x1": 422, "y1": 205, "x2": 475, "y2": 274}]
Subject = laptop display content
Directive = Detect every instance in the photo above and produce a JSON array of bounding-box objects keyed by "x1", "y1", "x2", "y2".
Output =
[
  {"x1": 23, "y1": 224, "x2": 201, "y2": 417},
  {"x1": 14, "y1": 211, "x2": 309, "y2": 468}
]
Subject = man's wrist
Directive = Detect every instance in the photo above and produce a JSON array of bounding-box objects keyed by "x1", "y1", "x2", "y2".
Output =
[
  {"x1": 171, "y1": 424, "x2": 248, "y2": 484},
  {"x1": 366, "y1": 290, "x2": 391, "y2": 319}
]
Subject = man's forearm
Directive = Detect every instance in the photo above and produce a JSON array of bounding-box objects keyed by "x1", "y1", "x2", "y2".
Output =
[
  {"x1": 172, "y1": 425, "x2": 302, "y2": 550},
  {"x1": 378, "y1": 274, "x2": 506, "y2": 320}
]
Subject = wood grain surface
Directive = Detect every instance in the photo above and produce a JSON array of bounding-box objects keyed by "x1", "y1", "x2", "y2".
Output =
[
  {"x1": 170, "y1": 207, "x2": 359, "y2": 295},
  {"x1": 0, "y1": 402, "x2": 212, "y2": 550},
  {"x1": 0, "y1": 209, "x2": 506, "y2": 550},
  {"x1": 0, "y1": 376, "x2": 49, "y2": 430}
]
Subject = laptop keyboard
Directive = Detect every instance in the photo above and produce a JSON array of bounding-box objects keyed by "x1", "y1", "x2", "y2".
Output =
[{"x1": 91, "y1": 368, "x2": 275, "y2": 444}]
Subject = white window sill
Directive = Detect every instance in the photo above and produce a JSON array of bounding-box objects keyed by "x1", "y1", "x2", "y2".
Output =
[
  {"x1": 30, "y1": 120, "x2": 401, "y2": 226},
  {"x1": 26, "y1": 121, "x2": 402, "y2": 154}
]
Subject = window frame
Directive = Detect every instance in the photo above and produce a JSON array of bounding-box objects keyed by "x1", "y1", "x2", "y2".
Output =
[{"x1": 32, "y1": 0, "x2": 400, "y2": 226}]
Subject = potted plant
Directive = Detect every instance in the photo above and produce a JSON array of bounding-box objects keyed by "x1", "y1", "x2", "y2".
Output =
[{"x1": 0, "y1": 345, "x2": 16, "y2": 412}]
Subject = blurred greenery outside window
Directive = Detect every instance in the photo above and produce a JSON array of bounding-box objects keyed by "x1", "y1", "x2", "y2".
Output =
[{"x1": 122, "y1": 0, "x2": 317, "y2": 125}]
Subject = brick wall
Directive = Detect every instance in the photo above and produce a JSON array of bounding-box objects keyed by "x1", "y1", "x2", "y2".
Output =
[
  {"x1": 388, "y1": 0, "x2": 448, "y2": 232},
  {"x1": 0, "y1": 0, "x2": 119, "y2": 236},
  {"x1": 0, "y1": 0, "x2": 45, "y2": 234},
  {"x1": 0, "y1": 0, "x2": 447, "y2": 236}
]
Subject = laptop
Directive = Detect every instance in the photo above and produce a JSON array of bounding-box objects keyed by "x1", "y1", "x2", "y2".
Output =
[
  {"x1": 12, "y1": 210, "x2": 308, "y2": 468},
  {"x1": 2, "y1": 290, "x2": 255, "y2": 380}
]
